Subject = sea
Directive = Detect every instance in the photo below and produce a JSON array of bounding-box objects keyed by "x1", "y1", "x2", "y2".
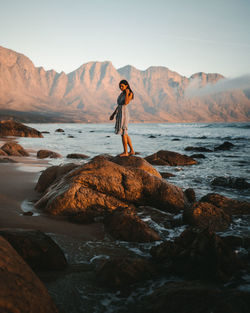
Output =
[{"x1": 16, "y1": 122, "x2": 250, "y2": 312}]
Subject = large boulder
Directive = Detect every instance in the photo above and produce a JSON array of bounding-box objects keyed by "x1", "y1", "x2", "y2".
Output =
[
  {"x1": 37, "y1": 149, "x2": 62, "y2": 159},
  {"x1": 0, "y1": 120, "x2": 43, "y2": 137},
  {"x1": 200, "y1": 193, "x2": 250, "y2": 215},
  {"x1": 145, "y1": 150, "x2": 197, "y2": 166},
  {"x1": 150, "y1": 228, "x2": 241, "y2": 282},
  {"x1": 35, "y1": 158, "x2": 187, "y2": 217},
  {"x1": 104, "y1": 207, "x2": 161, "y2": 242},
  {"x1": 183, "y1": 201, "x2": 231, "y2": 231},
  {"x1": 0, "y1": 229, "x2": 67, "y2": 271},
  {"x1": 1, "y1": 141, "x2": 29, "y2": 156},
  {"x1": 0, "y1": 236, "x2": 58, "y2": 313}
]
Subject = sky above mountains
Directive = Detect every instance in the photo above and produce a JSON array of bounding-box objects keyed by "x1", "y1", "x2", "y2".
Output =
[{"x1": 0, "y1": 0, "x2": 249, "y2": 78}]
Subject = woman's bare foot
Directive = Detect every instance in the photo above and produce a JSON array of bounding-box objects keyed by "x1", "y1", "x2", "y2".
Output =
[
  {"x1": 119, "y1": 152, "x2": 129, "y2": 157},
  {"x1": 128, "y1": 150, "x2": 135, "y2": 156}
]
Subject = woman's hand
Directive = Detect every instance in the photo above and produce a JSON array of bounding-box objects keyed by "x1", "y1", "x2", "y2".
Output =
[{"x1": 110, "y1": 112, "x2": 115, "y2": 120}]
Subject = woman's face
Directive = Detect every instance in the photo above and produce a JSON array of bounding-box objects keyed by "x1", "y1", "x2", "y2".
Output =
[{"x1": 119, "y1": 83, "x2": 127, "y2": 91}]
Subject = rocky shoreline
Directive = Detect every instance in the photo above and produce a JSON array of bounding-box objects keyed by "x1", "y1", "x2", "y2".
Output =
[{"x1": 1, "y1": 120, "x2": 250, "y2": 313}]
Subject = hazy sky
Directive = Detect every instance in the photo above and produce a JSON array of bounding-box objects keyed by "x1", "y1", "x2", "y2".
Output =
[{"x1": 0, "y1": 0, "x2": 249, "y2": 77}]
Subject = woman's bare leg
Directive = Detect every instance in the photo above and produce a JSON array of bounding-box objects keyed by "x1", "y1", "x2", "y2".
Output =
[
  {"x1": 119, "y1": 134, "x2": 129, "y2": 156},
  {"x1": 127, "y1": 135, "x2": 135, "y2": 155}
]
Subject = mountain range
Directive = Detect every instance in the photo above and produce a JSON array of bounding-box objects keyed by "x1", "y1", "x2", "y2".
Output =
[{"x1": 0, "y1": 45, "x2": 249, "y2": 123}]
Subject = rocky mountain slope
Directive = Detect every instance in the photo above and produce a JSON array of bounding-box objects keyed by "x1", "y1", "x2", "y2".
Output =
[{"x1": 0, "y1": 46, "x2": 249, "y2": 122}]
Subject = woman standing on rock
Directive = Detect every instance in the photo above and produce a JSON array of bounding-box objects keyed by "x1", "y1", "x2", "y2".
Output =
[{"x1": 110, "y1": 79, "x2": 135, "y2": 156}]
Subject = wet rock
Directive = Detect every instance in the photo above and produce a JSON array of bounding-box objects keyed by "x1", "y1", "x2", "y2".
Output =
[
  {"x1": 0, "y1": 120, "x2": 43, "y2": 137},
  {"x1": 145, "y1": 150, "x2": 198, "y2": 166},
  {"x1": 0, "y1": 157, "x2": 18, "y2": 163},
  {"x1": 200, "y1": 193, "x2": 250, "y2": 215},
  {"x1": 172, "y1": 138, "x2": 180, "y2": 141},
  {"x1": 55, "y1": 128, "x2": 64, "y2": 132},
  {"x1": 150, "y1": 228, "x2": 241, "y2": 282},
  {"x1": 104, "y1": 207, "x2": 161, "y2": 242},
  {"x1": 160, "y1": 172, "x2": 175, "y2": 178},
  {"x1": 190, "y1": 153, "x2": 206, "y2": 159},
  {"x1": 66, "y1": 153, "x2": 89, "y2": 159},
  {"x1": 68, "y1": 135, "x2": 74, "y2": 138},
  {"x1": 0, "y1": 148, "x2": 8, "y2": 156},
  {"x1": 211, "y1": 176, "x2": 250, "y2": 190},
  {"x1": 68, "y1": 212, "x2": 96, "y2": 224},
  {"x1": 97, "y1": 257, "x2": 155, "y2": 288},
  {"x1": 184, "y1": 188, "x2": 196, "y2": 203},
  {"x1": 215, "y1": 141, "x2": 235, "y2": 151},
  {"x1": 35, "y1": 163, "x2": 78, "y2": 193},
  {"x1": 183, "y1": 201, "x2": 231, "y2": 231},
  {"x1": 111, "y1": 155, "x2": 162, "y2": 178},
  {"x1": 148, "y1": 135, "x2": 156, "y2": 138},
  {"x1": 137, "y1": 281, "x2": 250, "y2": 313},
  {"x1": 0, "y1": 236, "x2": 59, "y2": 313},
  {"x1": 35, "y1": 158, "x2": 187, "y2": 218},
  {"x1": 22, "y1": 211, "x2": 33, "y2": 216},
  {"x1": 1, "y1": 141, "x2": 29, "y2": 156},
  {"x1": 185, "y1": 146, "x2": 213, "y2": 152},
  {"x1": 41, "y1": 131, "x2": 50, "y2": 134},
  {"x1": 37, "y1": 149, "x2": 62, "y2": 159},
  {"x1": 0, "y1": 229, "x2": 68, "y2": 271}
]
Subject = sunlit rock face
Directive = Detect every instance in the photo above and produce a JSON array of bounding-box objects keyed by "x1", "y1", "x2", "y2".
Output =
[{"x1": 0, "y1": 46, "x2": 249, "y2": 123}]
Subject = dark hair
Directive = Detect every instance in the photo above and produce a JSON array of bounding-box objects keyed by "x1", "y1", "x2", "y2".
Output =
[{"x1": 119, "y1": 79, "x2": 134, "y2": 99}]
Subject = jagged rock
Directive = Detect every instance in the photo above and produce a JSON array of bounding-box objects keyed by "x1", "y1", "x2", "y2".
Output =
[
  {"x1": 104, "y1": 207, "x2": 161, "y2": 242},
  {"x1": 66, "y1": 153, "x2": 89, "y2": 159},
  {"x1": 55, "y1": 128, "x2": 64, "y2": 132},
  {"x1": 150, "y1": 228, "x2": 241, "y2": 282},
  {"x1": 200, "y1": 193, "x2": 250, "y2": 215},
  {"x1": 0, "y1": 229, "x2": 67, "y2": 271},
  {"x1": 160, "y1": 172, "x2": 175, "y2": 178},
  {"x1": 185, "y1": 146, "x2": 212, "y2": 152},
  {"x1": 35, "y1": 163, "x2": 78, "y2": 193},
  {"x1": 184, "y1": 188, "x2": 196, "y2": 203},
  {"x1": 1, "y1": 141, "x2": 29, "y2": 156},
  {"x1": 35, "y1": 158, "x2": 187, "y2": 217},
  {"x1": 183, "y1": 201, "x2": 231, "y2": 231},
  {"x1": 211, "y1": 176, "x2": 250, "y2": 190},
  {"x1": 96, "y1": 257, "x2": 155, "y2": 288},
  {"x1": 0, "y1": 120, "x2": 43, "y2": 137},
  {"x1": 215, "y1": 141, "x2": 235, "y2": 151},
  {"x1": 190, "y1": 153, "x2": 206, "y2": 159},
  {"x1": 0, "y1": 236, "x2": 59, "y2": 313},
  {"x1": 37, "y1": 149, "x2": 62, "y2": 159},
  {"x1": 145, "y1": 150, "x2": 197, "y2": 166}
]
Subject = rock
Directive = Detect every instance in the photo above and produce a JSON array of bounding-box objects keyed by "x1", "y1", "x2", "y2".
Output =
[
  {"x1": 96, "y1": 257, "x2": 155, "y2": 288},
  {"x1": 104, "y1": 207, "x2": 161, "y2": 242},
  {"x1": 160, "y1": 172, "x2": 175, "y2": 178},
  {"x1": 66, "y1": 153, "x2": 89, "y2": 159},
  {"x1": 22, "y1": 211, "x2": 33, "y2": 216},
  {"x1": 215, "y1": 141, "x2": 235, "y2": 151},
  {"x1": 0, "y1": 236, "x2": 59, "y2": 313},
  {"x1": 150, "y1": 228, "x2": 241, "y2": 282},
  {"x1": 35, "y1": 158, "x2": 188, "y2": 217},
  {"x1": 0, "y1": 229, "x2": 67, "y2": 271},
  {"x1": 183, "y1": 201, "x2": 231, "y2": 231},
  {"x1": 68, "y1": 212, "x2": 96, "y2": 224},
  {"x1": 185, "y1": 146, "x2": 212, "y2": 152},
  {"x1": 137, "y1": 281, "x2": 250, "y2": 313},
  {"x1": 41, "y1": 131, "x2": 50, "y2": 134},
  {"x1": 0, "y1": 148, "x2": 8, "y2": 156},
  {"x1": 184, "y1": 188, "x2": 196, "y2": 203},
  {"x1": 0, "y1": 120, "x2": 43, "y2": 137},
  {"x1": 37, "y1": 149, "x2": 62, "y2": 159},
  {"x1": 35, "y1": 163, "x2": 78, "y2": 193},
  {"x1": 1, "y1": 141, "x2": 29, "y2": 156},
  {"x1": 222, "y1": 235, "x2": 250, "y2": 250},
  {"x1": 190, "y1": 153, "x2": 206, "y2": 159},
  {"x1": 211, "y1": 176, "x2": 250, "y2": 190},
  {"x1": 145, "y1": 150, "x2": 198, "y2": 166},
  {"x1": 0, "y1": 157, "x2": 18, "y2": 163},
  {"x1": 111, "y1": 155, "x2": 162, "y2": 178},
  {"x1": 68, "y1": 135, "x2": 74, "y2": 138},
  {"x1": 148, "y1": 135, "x2": 156, "y2": 138},
  {"x1": 172, "y1": 138, "x2": 180, "y2": 141},
  {"x1": 200, "y1": 193, "x2": 250, "y2": 215},
  {"x1": 55, "y1": 128, "x2": 64, "y2": 132}
]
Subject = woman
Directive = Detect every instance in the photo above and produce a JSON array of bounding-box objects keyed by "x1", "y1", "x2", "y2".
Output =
[{"x1": 110, "y1": 79, "x2": 135, "y2": 156}]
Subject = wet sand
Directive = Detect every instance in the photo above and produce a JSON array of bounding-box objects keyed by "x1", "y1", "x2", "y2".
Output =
[{"x1": 0, "y1": 154, "x2": 105, "y2": 240}]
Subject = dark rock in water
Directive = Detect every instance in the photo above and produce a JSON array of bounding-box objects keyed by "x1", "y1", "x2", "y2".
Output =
[
  {"x1": 149, "y1": 135, "x2": 156, "y2": 138},
  {"x1": 185, "y1": 146, "x2": 212, "y2": 152},
  {"x1": 1, "y1": 141, "x2": 29, "y2": 156},
  {"x1": 0, "y1": 236, "x2": 59, "y2": 313},
  {"x1": 145, "y1": 150, "x2": 198, "y2": 166},
  {"x1": 215, "y1": 141, "x2": 235, "y2": 151},
  {"x1": 66, "y1": 153, "x2": 89, "y2": 159},
  {"x1": 89, "y1": 130, "x2": 95, "y2": 132},
  {"x1": 41, "y1": 131, "x2": 50, "y2": 134},
  {"x1": 0, "y1": 229, "x2": 68, "y2": 271},
  {"x1": 106, "y1": 135, "x2": 110, "y2": 137},
  {"x1": 190, "y1": 153, "x2": 206, "y2": 159},
  {"x1": 0, "y1": 148, "x2": 8, "y2": 156},
  {"x1": 96, "y1": 257, "x2": 155, "y2": 288},
  {"x1": 78, "y1": 130, "x2": 82, "y2": 133},
  {"x1": 35, "y1": 158, "x2": 188, "y2": 217},
  {"x1": 137, "y1": 281, "x2": 250, "y2": 313},
  {"x1": 211, "y1": 176, "x2": 250, "y2": 190},
  {"x1": 0, "y1": 120, "x2": 43, "y2": 137},
  {"x1": 172, "y1": 138, "x2": 180, "y2": 141},
  {"x1": 0, "y1": 157, "x2": 18, "y2": 163},
  {"x1": 199, "y1": 136, "x2": 207, "y2": 139},
  {"x1": 68, "y1": 212, "x2": 95, "y2": 224},
  {"x1": 200, "y1": 193, "x2": 250, "y2": 215},
  {"x1": 104, "y1": 207, "x2": 161, "y2": 242},
  {"x1": 55, "y1": 128, "x2": 64, "y2": 132},
  {"x1": 184, "y1": 188, "x2": 196, "y2": 203},
  {"x1": 68, "y1": 135, "x2": 74, "y2": 138},
  {"x1": 37, "y1": 149, "x2": 62, "y2": 159},
  {"x1": 222, "y1": 235, "x2": 250, "y2": 250},
  {"x1": 35, "y1": 163, "x2": 78, "y2": 193},
  {"x1": 160, "y1": 172, "x2": 175, "y2": 178},
  {"x1": 150, "y1": 228, "x2": 241, "y2": 282},
  {"x1": 22, "y1": 211, "x2": 33, "y2": 216},
  {"x1": 183, "y1": 201, "x2": 231, "y2": 231}
]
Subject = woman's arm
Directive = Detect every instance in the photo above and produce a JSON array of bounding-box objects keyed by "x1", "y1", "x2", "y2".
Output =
[
  {"x1": 124, "y1": 89, "x2": 133, "y2": 105},
  {"x1": 109, "y1": 106, "x2": 118, "y2": 120}
]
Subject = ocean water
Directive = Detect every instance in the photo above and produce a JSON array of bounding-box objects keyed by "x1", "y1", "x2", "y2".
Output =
[{"x1": 16, "y1": 122, "x2": 250, "y2": 312}]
